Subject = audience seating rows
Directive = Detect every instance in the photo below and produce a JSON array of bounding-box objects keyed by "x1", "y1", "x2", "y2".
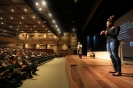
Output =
[{"x1": 0, "y1": 48, "x2": 62, "y2": 88}]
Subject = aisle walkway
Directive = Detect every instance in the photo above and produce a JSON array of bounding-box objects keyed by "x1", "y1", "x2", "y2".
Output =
[{"x1": 20, "y1": 57, "x2": 70, "y2": 88}]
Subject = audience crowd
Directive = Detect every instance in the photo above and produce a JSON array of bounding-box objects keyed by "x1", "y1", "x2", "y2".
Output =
[{"x1": 0, "y1": 47, "x2": 61, "y2": 88}]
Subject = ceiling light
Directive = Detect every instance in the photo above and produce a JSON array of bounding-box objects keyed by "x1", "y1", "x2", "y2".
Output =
[
  {"x1": 49, "y1": 13, "x2": 52, "y2": 17},
  {"x1": 26, "y1": 26, "x2": 27, "y2": 27},
  {"x1": 0, "y1": 17, "x2": 2, "y2": 19},
  {"x1": 53, "y1": 20, "x2": 55, "y2": 23},
  {"x1": 55, "y1": 25, "x2": 57, "y2": 27},
  {"x1": 18, "y1": 26, "x2": 19, "y2": 27},
  {"x1": 38, "y1": 22, "x2": 40, "y2": 24},
  {"x1": 31, "y1": 29, "x2": 32, "y2": 30},
  {"x1": 36, "y1": 2, "x2": 39, "y2": 6},
  {"x1": 22, "y1": 31, "x2": 23, "y2": 32},
  {"x1": 10, "y1": 26, "x2": 12, "y2": 28},
  {"x1": 39, "y1": 8, "x2": 42, "y2": 11},
  {"x1": 34, "y1": 26, "x2": 35, "y2": 27},
  {"x1": 22, "y1": 17, "x2": 24, "y2": 19},
  {"x1": 42, "y1": 1, "x2": 46, "y2": 5},
  {"x1": 44, "y1": 21, "x2": 46, "y2": 23},
  {"x1": 33, "y1": 16, "x2": 35, "y2": 19},
  {"x1": 73, "y1": 28, "x2": 75, "y2": 31},
  {"x1": 11, "y1": 9, "x2": 14, "y2": 12},
  {"x1": 11, "y1": 17, "x2": 13, "y2": 19},
  {"x1": 1, "y1": 22, "x2": 3, "y2": 24},
  {"x1": 17, "y1": 29, "x2": 18, "y2": 30},
  {"x1": 24, "y1": 9, "x2": 27, "y2": 11}
]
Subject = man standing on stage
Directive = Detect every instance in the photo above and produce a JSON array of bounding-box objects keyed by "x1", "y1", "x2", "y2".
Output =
[{"x1": 77, "y1": 42, "x2": 82, "y2": 59}]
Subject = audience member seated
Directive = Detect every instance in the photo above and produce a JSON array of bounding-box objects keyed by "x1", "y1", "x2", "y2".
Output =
[
  {"x1": 0, "y1": 56, "x2": 23, "y2": 87},
  {"x1": 14, "y1": 56, "x2": 34, "y2": 78},
  {"x1": 0, "y1": 47, "x2": 59, "y2": 87}
]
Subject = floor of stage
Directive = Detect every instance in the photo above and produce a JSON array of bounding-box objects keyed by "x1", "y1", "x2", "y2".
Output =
[{"x1": 66, "y1": 55, "x2": 133, "y2": 88}]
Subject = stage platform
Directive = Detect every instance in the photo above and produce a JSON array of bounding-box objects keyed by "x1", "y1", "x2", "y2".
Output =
[{"x1": 66, "y1": 55, "x2": 133, "y2": 88}]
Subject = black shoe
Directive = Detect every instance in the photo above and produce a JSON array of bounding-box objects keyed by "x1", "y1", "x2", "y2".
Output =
[
  {"x1": 29, "y1": 75, "x2": 33, "y2": 78},
  {"x1": 17, "y1": 82, "x2": 23, "y2": 87}
]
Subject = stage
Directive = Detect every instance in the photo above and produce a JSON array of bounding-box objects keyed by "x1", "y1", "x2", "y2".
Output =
[{"x1": 66, "y1": 55, "x2": 133, "y2": 88}]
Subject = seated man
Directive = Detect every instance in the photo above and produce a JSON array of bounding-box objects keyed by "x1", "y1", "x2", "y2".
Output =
[
  {"x1": 15, "y1": 56, "x2": 35, "y2": 78},
  {"x1": 21, "y1": 56, "x2": 38, "y2": 75}
]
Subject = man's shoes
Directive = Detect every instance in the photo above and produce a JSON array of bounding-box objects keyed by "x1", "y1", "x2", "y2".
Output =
[
  {"x1": 112, "y1": 72, "x2": 122, "y2": 76},
  {"x1": 29, "y1": 75, "x2": 33, "y2": 78},
  {"x1": 17, "y1": 82, "x2": 23, "y2": 87}
]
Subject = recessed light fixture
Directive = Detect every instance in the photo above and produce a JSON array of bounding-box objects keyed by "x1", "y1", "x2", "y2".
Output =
[
  {"x1": 44, "y1": 21, "x2": 46, "y2": 23},
  {"x1": 10, "y1": 26, "x2": 12, "y2": 28},
  {"x1": 11, "y1": 17, "x2": 13, "y2": 19},
  {"x1": 49, "y1": 13, "x2": 52, "y2": 17},
  {"x1": 53, "y1": 20, "x2": 55, "y2": 23},
  {"x1": 11, "y1": 9, "x2": 14, "y2": 12},
  {"x1": 39, "y1": 8, "x2": 42, "y2": 11},
  {"x1": 36, "y1": 2, "x2": 39, "y2": 6},
  {"x1": 42, "y1": 1, "x2": 46, "y2": 5},
  {"x1": 24, "y1": 9, "x2": 27, "y2": 11}
]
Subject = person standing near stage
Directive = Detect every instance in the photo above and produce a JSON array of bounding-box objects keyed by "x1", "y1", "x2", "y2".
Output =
[
  {"x1": 77, "y1": 42, "x2": 82, "y2": 59},
  {"x1": 100, "y1": 15, "x2": 122, "y2": 76}
]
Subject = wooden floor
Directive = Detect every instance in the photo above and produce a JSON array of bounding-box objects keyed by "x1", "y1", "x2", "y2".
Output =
[{"x1": 66, "y1": 55, "x2": 133, "y2": 88}]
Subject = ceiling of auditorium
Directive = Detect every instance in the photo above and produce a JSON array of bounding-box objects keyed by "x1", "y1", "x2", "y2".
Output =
[
  {"x1": 0, "y1": 0, "x2": 133, "y2": 36},
  {"x1": 0, "y1": 0, "x2": 52, "y2": 35}
]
